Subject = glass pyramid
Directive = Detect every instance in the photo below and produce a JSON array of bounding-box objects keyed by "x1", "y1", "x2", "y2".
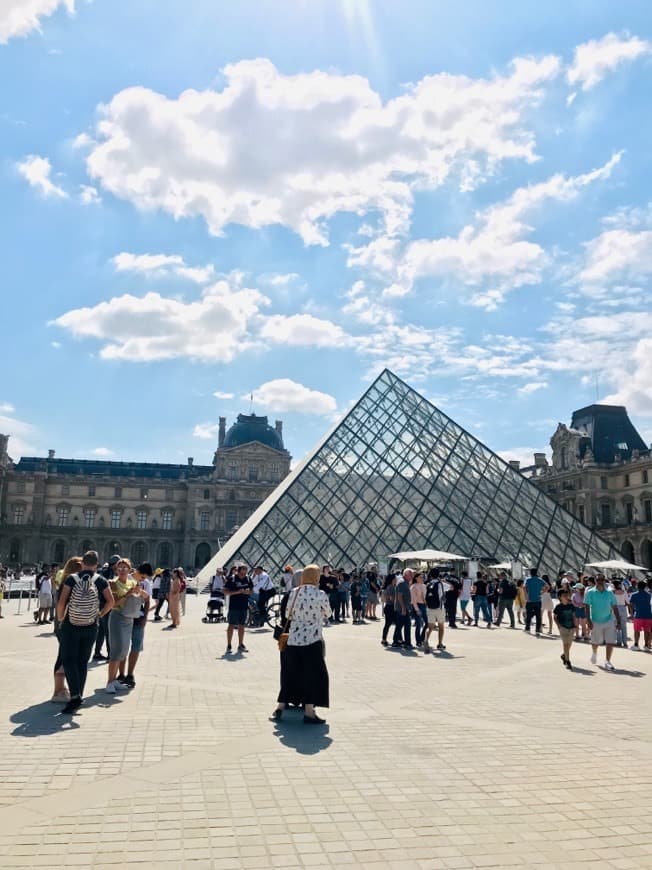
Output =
[{"x1": 198, "y1": 369, "x2": 616, "y2": 578}]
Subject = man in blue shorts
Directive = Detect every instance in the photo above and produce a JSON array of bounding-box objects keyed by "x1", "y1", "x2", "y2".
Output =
[{"x1": 224, "y1": 564, "x2": 253, "y2": 654}]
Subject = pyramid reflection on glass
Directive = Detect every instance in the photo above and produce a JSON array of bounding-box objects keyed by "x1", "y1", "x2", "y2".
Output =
[{"x1": 198, "y1": 369, "x2": 615, "y2": 579}]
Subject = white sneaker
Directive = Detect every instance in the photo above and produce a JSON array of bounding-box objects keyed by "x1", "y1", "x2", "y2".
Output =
[
  {"x1": 631, "y1": 644, "x2": 639, "y2": 650},
  {"x1": 105, "y1": 682, "x2": 117, "y2": 694},
  {"x1": 604, "y1": 661, "x2": 615, "y2": 671},
  {"x1": 590, "y1": 652, "x2": 597, "y2": 664}
]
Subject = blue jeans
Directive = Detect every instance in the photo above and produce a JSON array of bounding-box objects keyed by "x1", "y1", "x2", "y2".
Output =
[
  {"x1": 414, "y1": 603, "x2": 428, "y2": 644},
  {"x1": 473, "y1": 596, "x2": 492, "y2": 625}
]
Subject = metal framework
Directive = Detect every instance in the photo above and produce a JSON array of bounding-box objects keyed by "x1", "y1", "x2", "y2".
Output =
[{"x1": 197, "y1": 369, "x2": 616, "y2": 580}]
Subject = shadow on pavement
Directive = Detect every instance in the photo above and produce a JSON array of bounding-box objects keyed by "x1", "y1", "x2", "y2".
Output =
[
  {"x1": 568, "y1": 665, "x2": 595, "y2": 676},
  {"x1": 272, "y1": 717, "x2": 332, "y2": 755},
  {"x1": 10, "y1": 700, "x2": 81, "y2": 736},
  {"x1": 603, "y1": 667, "x2": 645, "y2": 678}
]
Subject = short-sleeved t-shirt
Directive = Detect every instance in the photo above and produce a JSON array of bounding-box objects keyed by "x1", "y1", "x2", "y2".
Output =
[
  {"x1": 224, "y1": 576, "x2": 253, "y2": 610},
  {"x1": 525, "y1": 576, "x2": 546, "y2": 603},
  {"x1": 64, "y1": 570, "x2": 108, "y2": 606},
  {"x1": 474, "y1": 579, "x2": 488, "y2": 596},
  {"x1": 584, "y1": 587, "x2": 616, "y2": 623},
  {"x1": 553, "y1": 602, "x2": 575, "y2": 630},
  {"x1": 630, "y1": 590, "x2": 652, "y2": 620}
]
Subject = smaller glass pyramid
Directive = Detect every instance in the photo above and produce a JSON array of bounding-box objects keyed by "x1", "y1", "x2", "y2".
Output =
[{"x1": 198, "y1": 369, "x2": 616, "y2": 578}]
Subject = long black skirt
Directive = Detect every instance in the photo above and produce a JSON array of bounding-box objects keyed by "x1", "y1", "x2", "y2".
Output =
[{"x1": 278, "y1": 640, "x2": 329, "y2": 708}]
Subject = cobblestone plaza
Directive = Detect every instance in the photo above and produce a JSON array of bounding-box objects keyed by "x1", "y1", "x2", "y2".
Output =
[{"x1": 2, "y1": 594, "x2": 652, "y2": 869}]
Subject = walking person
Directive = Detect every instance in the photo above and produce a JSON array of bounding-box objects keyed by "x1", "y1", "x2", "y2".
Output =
[
  {"x1": 424, "y1": 571, "x2": 446, "y2": 652},
  {"x1": 224, "y1": 564, "x2": 253, "y2": 654},
  {"x1": 444, "y1": 575, "x2": 460, "y2": 628},
  {"x1": 367, "y1": 569, "x2": 380, "y2": 620},
  {"x1": 153, "y1": 568, "x2": 171, "y2": 621},
  {"x1": 495, "y1": 572, "x2": 516, "y2": 628},
  {"x1": 472, "y1": 572, "x2": 492, "y2": 628},
  {"x1": 612, "y1": 580, "x2": 630, "y2": 648},
  {"x1": 270, "y1": 564, "x2": 331, "y2": 725},
  {"x1": 571, "y1": 583, "x2": 589, "y2": 641},
  {"x1": 380, "y1": 574, "x2": 397, "y2": 646},
  {"x1": 253, "y1": 566, "x2": 276, "y2": 625},
  {"x1": 56, "y1": 551, "x2": 114, "y2": 714},
  {"x1": 37, "y1": 572, "x2": 53, "y2": 624},
  {"x1": 392, "y1": 569, "x2": 413, "y2": 648},
  {"x1": 459, "y1": 571, "x2": 473, "y2": 625},
  {"x1": 629, "y1": 580, "x2": 652, "y2": 650},
  {"x1": 585, "y1": 573, "x2": 618, "y2": 670},
  {"x1": 524, "y1": 568, "x2": 549, "y2": 637},
  {"x1": 515, "y1": 579, "x2": 526, "y2": 625},
  {"x1": 337, "y1": 572, "x2": 349, "y2": 622},
  {"x1": 554, "y1": 587, "x2": 578, "y2": 670},
  {"x1": 168, "y1": 568, "x2": 182, "y2": 629},
  {"x1": 177, "y1": 567, "x2": 188, "y2": 616},
  {"x1": 541, "y1": 575, "x2": 554, "y2": 635},
  {"x1": 350, "y1": 575, "x2": 363, "y2": 625},
  {"x1": 410, "y1": 571, "x2": 428, "y2": 648},
  {"x1": 106, "y1": 558, "x2": 148, "y2": 693}
]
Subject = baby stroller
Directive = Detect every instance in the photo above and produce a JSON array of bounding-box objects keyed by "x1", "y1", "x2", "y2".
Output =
[{"x1": 202, "y1": 591, "x2": 225, "y2": 623}]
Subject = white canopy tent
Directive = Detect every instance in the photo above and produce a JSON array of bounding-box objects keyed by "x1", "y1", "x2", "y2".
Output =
[
  {"x1": 585, "y1": 559, "x2": 647, "y2": 573},
  {"x1": 388, "y1": 548, "x2": 467, "y2": 562}
]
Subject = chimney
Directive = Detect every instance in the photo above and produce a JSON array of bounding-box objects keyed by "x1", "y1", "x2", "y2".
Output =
[
  {"x1": 275, "y1": 420, "x2": 283, "y2": 438},
  {"x1": 508, "y1": 460, "x2": 520, "y2": 471},
  {"x1": 187, "y1": 457, "x2": 194, "y2": 466},
  {"x1": 534, "y1": 452, "x2": 547, "y2": 468},
  {"x1": 218, "y1": 417, "x2": 226, "y2": 447},
  {"x1": 48, "y1": 449, "x2": 55, "y2": 459}
]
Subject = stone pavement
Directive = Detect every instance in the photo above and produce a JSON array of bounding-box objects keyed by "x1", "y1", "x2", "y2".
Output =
[{"x1": 1, "y1": 596, "x2": 652, "y2": 870}]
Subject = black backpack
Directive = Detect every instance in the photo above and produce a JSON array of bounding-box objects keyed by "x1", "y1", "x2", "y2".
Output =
[{"x1": 425, "y1": 580, "x2": 442, "y2": 609}]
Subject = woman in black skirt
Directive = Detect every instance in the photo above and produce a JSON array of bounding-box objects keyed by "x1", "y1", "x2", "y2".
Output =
[{"x1": 270, "y1": 564, "x2": 331, "y2": 725}]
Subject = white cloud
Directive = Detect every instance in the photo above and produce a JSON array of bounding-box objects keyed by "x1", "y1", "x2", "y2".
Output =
[
  {"x1": 263, "y1": 273, "x2": 300, "y2": 287},
  {"x1": 193, "y1": 422, "x2": 220, "y2": 439},
  {"x1": 79, "y1": 184, "x2": 100, "y2": 204},
  {"x1": 0, "y1": 402, "x2": 15, "y2": 413},
  {"x1": 602, "y1": 338, "x2": 652, "y2": 416},
  {"x1": 52, "y1": 278, "x2": 270, "y2": 362},
  {"x1": 92, "y1": 446, "x2": 114, "y2": 457},
  {"x1": 517, "y1": 381, "x2": 548, "y2": 396},
  {"x1": 249, "y1": 378, "x2": 337, "y2": 416},
  {"x1": 259, "y1": 313, "x2": 350, "y2": 347},
  {"x1": 213, "y1": 390, "x2": 234, "y2": 400},
  {"x1": 84, "y1": 54, "x2": 560, "y2": 245},
  {"x1": 579, "y1": 228, "x2": 652, "y2": 288},
  {"x1": 112, "y1": 251, "x2": 214, "y2": 284},
  {"x1": 342, "y1": 280, "x2": 395, "y2": 326},
  {"x1": 17, "y1": 154, "x2": 68, "y2": 198},
  {"x1": 567, "y1": 32, "x2": 651, "y2": 92},
  {"x1": 350, "y1": 153, "x2": 621, "y2": 307},
  {"x1": 0, "y1": 413, "x2": 39, "y2": 460},
  {"x1": 0, "y1": 0, "x2": 75, "y2": 44}
]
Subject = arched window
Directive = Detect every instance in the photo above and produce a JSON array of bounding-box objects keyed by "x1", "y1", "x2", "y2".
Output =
[
  {"x1": 52, "y1": 539, "x2": 66, "y2": 564},
  {"x1": 157, "y1": 542, "x2": 173, "y2": 568},
  {"x1": 132, "y1": 540, "x2": 147, "y2": 565},
  {"x1": 621, "y1": 541, "x2": 635, "y2": 564},
  {"x1": 195, "y1": 542, "x2": 211, "y2": 569},
  {"x1": 641, "y1": 539, "x2": 652, "y2": 570},
  {"x1": 105, "y1": 541, "x2": 122, "y2": 561}
]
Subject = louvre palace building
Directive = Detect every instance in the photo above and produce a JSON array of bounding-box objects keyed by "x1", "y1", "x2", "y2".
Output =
[
  {"x1": 0, "y1": 414, "x2": 291, "y2": 571},
  {"x1": 520, "y1": 404, "x2": 652, "y2": 570}
]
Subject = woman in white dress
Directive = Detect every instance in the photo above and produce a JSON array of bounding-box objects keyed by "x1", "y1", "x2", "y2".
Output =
[
  {"x1": 270, "y1": 564, "x2": 331, "y2": 725},
  {"x1": 541, "y1": 574, "x2": 554, "y2": 634}
]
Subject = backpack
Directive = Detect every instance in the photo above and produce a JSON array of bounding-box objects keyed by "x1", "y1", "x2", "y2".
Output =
[
  {"x1": 67, "y1": 572, "x2": 100, "y2": 626},
  {"x1": 426, "y1": 580, "x2": 442, "y2": 610}
]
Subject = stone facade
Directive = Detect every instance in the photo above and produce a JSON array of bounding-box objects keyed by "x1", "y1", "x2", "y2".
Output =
[
  {"x1": 518, "y1": 405, "x2": 652, "y2": 570},
  {"x1": 0, "y1": 415, "x2": 291, "y2": 571}
]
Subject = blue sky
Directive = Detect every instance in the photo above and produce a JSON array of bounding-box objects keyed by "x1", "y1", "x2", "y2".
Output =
[{"x1": 1, "y1": 0, "x2": 652, "y2": 468}]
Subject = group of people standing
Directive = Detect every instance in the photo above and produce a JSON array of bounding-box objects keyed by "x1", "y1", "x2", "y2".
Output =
[{"x1": 46, "y1": 551, "x2": 187, "y2": 714}]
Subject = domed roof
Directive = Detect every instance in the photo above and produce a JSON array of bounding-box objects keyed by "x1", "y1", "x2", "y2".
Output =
[{"x1": 223, "y1": 414, "x2": 284, "y2": 451}]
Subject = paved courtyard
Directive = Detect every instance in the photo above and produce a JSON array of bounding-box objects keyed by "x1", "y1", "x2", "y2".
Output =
[{"x1": 1, "y1": 594, "x2": 652, "y2": 870}]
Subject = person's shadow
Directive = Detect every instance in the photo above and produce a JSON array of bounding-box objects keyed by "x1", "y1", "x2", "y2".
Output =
[
  {"x1": 272, "y1": 719, "x2": 332, "y2": 754},
  {"x1": 10, "y1": 701, "x2": 81, "y2": 736}
]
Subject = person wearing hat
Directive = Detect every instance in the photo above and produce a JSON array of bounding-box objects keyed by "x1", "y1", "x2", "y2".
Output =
[
  {"x1": 93, "y1": 554, "x2": 120, "y2": 661},
  {"x1": 270, "y1": 564, "x2": 331, "y2": 725},
  {"x1": 571, "y1": 582, "x2": 588, "y2": 641}
]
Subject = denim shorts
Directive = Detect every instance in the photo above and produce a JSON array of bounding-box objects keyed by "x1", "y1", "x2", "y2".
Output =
[
  {"x1": 574, "y1": 606, "x2": 585, "y2": 618},
  {"x1": 131, "y1": 622, "x2": 145, "y2": 653}
]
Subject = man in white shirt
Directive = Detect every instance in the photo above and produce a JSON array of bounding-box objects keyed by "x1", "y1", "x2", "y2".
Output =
[{"x1": 252, "y1": 565, "x2": 275, "y2": 625}]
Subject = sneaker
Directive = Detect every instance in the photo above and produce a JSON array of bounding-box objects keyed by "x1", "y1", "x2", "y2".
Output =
[
  {"x1": 51, "y1": 691, "x2": 71, "y2": 704},
  {"x1": 225, "y1": 646, "x2": 232, "y2": 654},
  {"x1": 436, "y1": 643, "x2": 446, "y2": 651},
  {"x1": 604, "y1": 661, "x2": 615, "y2": 671},
  {"x1": 238, "y1": 644, "x2": 248, "y2": 653},
  {"x1": 631, "y1": 644, "x2": 640, "y2": 650},
  {"x1": 117, "y1": 675, "x2": 128, "y2": 684},
  {"x1": 381, "y1": 640, "x2": 388, "y2": 646},
  {"x1": 422, "y1": 643, "x2": 431, "y2": 653},
  {"x1": 124, "y1": 675, "x2": 135, "y2": 688},
  {"x1": 105, "y1": 681, "x2": 118, "y2": 694},
  {"x1": 92, "y1": 653, "x2": 106, "y2": 661},
  {"x1": 590, "y1": 652, "x2": 597, "y2": 664}
]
